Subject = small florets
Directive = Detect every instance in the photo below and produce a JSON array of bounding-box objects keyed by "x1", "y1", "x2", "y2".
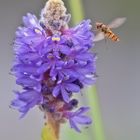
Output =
[{"x1": 11, "y1": 0, "x2": 97, "y2": 132}]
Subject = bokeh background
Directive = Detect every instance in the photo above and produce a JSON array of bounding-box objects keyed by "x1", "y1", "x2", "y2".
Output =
[{"x1": 0, "y1": 0, "x2": 139, "y2": 140}]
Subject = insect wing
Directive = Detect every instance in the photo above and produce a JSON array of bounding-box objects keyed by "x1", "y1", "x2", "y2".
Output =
[
  {"x1": 93, "y1": 32, "x2": 105, "y2": 42},
  {"x1": 108, "y1": 17, "x2": 126, "y2": 29}
]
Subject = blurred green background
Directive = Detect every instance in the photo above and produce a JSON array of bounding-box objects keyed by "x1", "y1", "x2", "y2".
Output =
[{"x1": 0, "y1": 0, "x2": 139, "y2": 140}]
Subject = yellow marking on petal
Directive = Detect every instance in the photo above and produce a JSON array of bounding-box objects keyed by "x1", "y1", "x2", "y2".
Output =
[
  {"x1": 34, "y1": 29, "x2": 42, "y2": 34},
  {"x1": 52, "y1": 37, "x2": 60, "y2": 41}
]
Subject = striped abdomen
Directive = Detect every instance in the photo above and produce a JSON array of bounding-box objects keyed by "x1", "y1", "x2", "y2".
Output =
[{"x1": 105, "y1": 30, "x2": 120, "y2": 41}]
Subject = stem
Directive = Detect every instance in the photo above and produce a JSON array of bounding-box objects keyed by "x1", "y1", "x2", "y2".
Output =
[
  {"x1": 41, "y1": 112, "x2": 60, "y2": 140},
  {"x1": 68, "y1": 0, "x2": 84, "y2": 23},
  {"x1": 68, "y1": 1, "x2": 106, "y2": 140},
  {"x1": 47, "y1": 112, "x2": 60, "y2": 140},
  {"x1": 87, "y1": 86, "x2": 106, "y2": 140}
]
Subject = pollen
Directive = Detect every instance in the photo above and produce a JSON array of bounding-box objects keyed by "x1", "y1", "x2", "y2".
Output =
[
  {"x1": 34, "y1": 29, "x2": 42, "y2": 34},
  {"x1": 52, "y1": 37, "x2": 60, "y2": 41}
]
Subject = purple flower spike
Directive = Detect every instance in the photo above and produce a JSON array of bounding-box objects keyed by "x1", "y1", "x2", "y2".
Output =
[
  {"x1": 66, "y1": 107, "x2": 92, "y2": 132},
  {"x1": 11, "y1": 0, "x2": 97, "y2": 133}
]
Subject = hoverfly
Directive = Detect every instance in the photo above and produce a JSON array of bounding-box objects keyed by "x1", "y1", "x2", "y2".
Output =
[{"x1": 94, "y1": 17, "x2": 126, "y2": 42}]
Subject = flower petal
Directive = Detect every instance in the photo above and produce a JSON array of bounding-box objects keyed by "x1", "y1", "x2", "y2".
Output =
[
  {"x1": 73, "y1": 115, "x2": 92, "y2": 125},
  {"x1": 61, "y1": 87, "x2": 70, "y2": 103},
  {"x1": 66, "y1": 83, "x2": 80, "y2": 92},
  {"x1": 69, "y1": 119, "x2": 81, "y2": 133},
  {"x1": 52, "y1": 85, "x2": 60, "y2": 97}
]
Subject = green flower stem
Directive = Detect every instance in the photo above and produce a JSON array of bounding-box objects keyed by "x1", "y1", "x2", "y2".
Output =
[
  {"x1": 87, "y1": 86, "x2": 106, "y2": 140},
  {"x1": 68, "y1": 0, "x2": 84, "y2": 24},
  {"x1": 68, "y1": 1, "x2": 106, "y2": 140}
]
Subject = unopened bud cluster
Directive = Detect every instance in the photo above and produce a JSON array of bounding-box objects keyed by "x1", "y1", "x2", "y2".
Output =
[{"x1": 40, "y1": 0, "x2": 71, "y2": 34}]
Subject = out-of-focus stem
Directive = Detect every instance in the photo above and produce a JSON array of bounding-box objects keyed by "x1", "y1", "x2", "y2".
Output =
[
  {"x1": 87, "y1": 86, "x2": 106, "y2": 140},
  {"x1": 68, "y1": 1, "x2": 106, "y2": 140},
  {"x1": 68, "y1": 0, "x2": 84, "y2": 24}
]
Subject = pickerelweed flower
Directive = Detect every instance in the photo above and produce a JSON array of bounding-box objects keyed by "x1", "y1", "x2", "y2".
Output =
[{"x1": 11, "y1": 0, "x2": 97, "y2": 133}]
